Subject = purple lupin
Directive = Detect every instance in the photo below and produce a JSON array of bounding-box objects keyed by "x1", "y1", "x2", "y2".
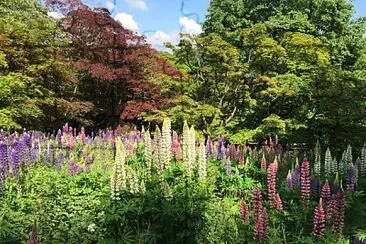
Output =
[
  {"x1": 11, "y1": 141, "x2": 21, "y2": 178},
  {"x1": 55, "y1": 152, "x2": 64, "y2": 171},
  {"x1": 0, "y1": 141, "x2": 9, "y2": 187}
]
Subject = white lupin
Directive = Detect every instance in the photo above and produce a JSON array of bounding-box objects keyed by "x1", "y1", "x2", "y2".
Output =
[
  {"x1": 189, "y1": 125, "x2": 196, "y2": 168},
  {"x1": 110, "y1": 138, "x2": 127, "y2": 200},
  {"x1": 314, "y1": 140, "x2": 321, "y2": 176},
  {"x1": 339, "y1": 151, "x2": 346, "y2": 176},
  {"x1": 331, "y1": 157, "x2": 337, "y2": 175},
  {"x1": 129, "y1": 169, "x2": 140, "y2": 194},
  {"x1": 144, "y1": 130, "x2": 152, "y2": 178},
  {"x1": 161, "y1": 118, "x2": 172, "y2": 170},
  {"x1": 161, "y1": 181, "x2": 173, "y2": 200},
  {"x1": 361, "y1": 143, "x2": 366, "y2": 176},
  {"x1": 140, "y1": 180, "x2": 146, "y2": 195},
  {"x1": 153, "y1": 127, "x2": 163, "y2": 176},
  {"x1": 324, "y1": 148, "x2": 332, "y2": 177}
]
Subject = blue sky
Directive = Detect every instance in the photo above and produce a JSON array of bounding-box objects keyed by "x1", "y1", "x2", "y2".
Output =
[
  {"x1": 355, "y1": 0, "x2": 366, "y2": 17},
  {"x1": 78, "y1": 0, "x2": 366, "y2": 49}
]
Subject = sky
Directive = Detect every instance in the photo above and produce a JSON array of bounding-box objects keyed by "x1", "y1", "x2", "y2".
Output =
[{"x1": 50, "y1": 0, "x2": 366, "y2": 50}]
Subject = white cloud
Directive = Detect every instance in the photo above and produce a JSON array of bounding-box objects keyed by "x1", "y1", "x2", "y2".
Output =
[
  {"x1": 144, "y1": 30, "x2": 180, "y2": 51},
  {"x1": 115, "y1": 12, "x2": 139, "y2": 31},
  {"x1": 105, "y1": 1, "x2": 115, "y2": 11},
  {"x1": 179, "y1": 16, "x2": 202, "y2": 35},
  {"x1": 47, "y1": 11, "x2": 64, "y2": 19},
  {"x1": 125, "y1": 0, "x2": 148, "y2": 11}
]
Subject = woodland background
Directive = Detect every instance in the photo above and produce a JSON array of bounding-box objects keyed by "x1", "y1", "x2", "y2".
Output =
[{"x1": 1, "y1": 0, "x2": 365, "y2": 150}]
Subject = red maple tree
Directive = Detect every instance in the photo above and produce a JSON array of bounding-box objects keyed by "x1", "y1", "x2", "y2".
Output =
[{"x1": 47, "y1": 0, "x2": 182, "y2": 127}]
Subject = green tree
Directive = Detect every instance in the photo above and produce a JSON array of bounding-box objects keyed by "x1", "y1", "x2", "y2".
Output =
[
  {"x1": 0, "y1": 0, "x2": 93, "y2": 130},
  {"x1": 182, "y1": 0, "x2": 366, "y2": 146}
]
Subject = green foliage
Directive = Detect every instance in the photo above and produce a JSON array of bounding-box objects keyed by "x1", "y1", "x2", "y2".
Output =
[
  {"x1": 152, "y1": 0, "x2": 366, "y2": 147},
  {"x1": 0, "y1": 0, "x2": 93, "y2": 130},
  {"x1": 1, "y1": 125, "x2": 365, "y2": 243},
  {"x1": 142, "y1": 95, "x2": 221, "y2": 134},
  {"x1": 0, "y1": 74, "x2": 44, "y2": 129},
  {"x1": 0, "y1": 165, "x2": 108, "y2": 243}
]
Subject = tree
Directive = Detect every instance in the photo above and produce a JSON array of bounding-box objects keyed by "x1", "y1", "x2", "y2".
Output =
[
  {"x1": 191, "y1": 0, "x2": 366, "y2": 146},
  {"x1": 0, "y1": 0, "x2": 93, "y2": 130},
  {"x1": 203, "y1": 0, "x2": 355, "y2": 46},
  {"x1": 47, "y1": 0, "x2": 182, "y2": 129}
]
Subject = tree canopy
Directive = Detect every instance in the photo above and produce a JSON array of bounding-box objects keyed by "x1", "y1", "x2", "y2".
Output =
[
  {"x1": 0, "y1": 0, "x2": 181, "y2": 130},
  {"x1": 154, "y1": 0, "x2": 366, "y2": 147},
  {"x1": 0, "y1": 0, "x2": 365, "y2": 149}
]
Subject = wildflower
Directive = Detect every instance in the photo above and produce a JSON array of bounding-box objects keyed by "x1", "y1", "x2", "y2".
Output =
[
  {"x1": 189, "y1": 126, "x2": 196, "y2": 167},
  {"x1": 69, "y1": 128, "x2": 75, "y2": 150},
  {"x1": 346, "y1": 164, "x2": 356, "y2": 192},
  {"x1": 27, "y1": 227, "x2": 41, "y2": 244},
  {"x1": 239, "y1": 146, "x2": 245, "y2": 164},
  {"x1": 360, "y1": 143, "x2": 366, "y2": 176},
  {"x1": 87, "y1": 223, "x2": 96, "y2": 233},
  {"x1": 48, "y1": 143, "x2": 55, "y2": 164},
  {"x1": 85, "y1": 155, "x2": 93, "y2": 173},
  {"x1": 356, "y1": 157, "x2": 361, "y2": 179},
  {"x1": 287, "y1": 161, "x2": 301, "y2": 190},
  {"x1": 171, "y1": 131, "x2": 181, "y2": 160},
  {"x1": 226, "y1": 159, "x2": 231, "y2": 176},
  {"x1": 252, "y1": 187, "x2": 263, "y2": 220},
  {"x1": 31, "y1": 141, "x2": 39, "y2": 163},
  {"x1": 140, "y1": 180, "x2": 146, "y2": 195},
  {"x1": 153, "y1": 127, "x2": 163, "y2": 176},
  {"x1": 161, "y1": 117, "x2": 172, "y2": 169},
  {"x1": 313, "y1": 198, "x2": 326, "y2": 238},
  {"x1": 80, "y1": 127, "x2": 86, "y2": 145},
  {"x1": 273, "y1": 193, "x2": 282, "y2": 211},
  {"x1": 321, "y1": 181, "x2": 331, "y2": 221},
  {"x1": 129, "y1": 170, "x2": 139, "y2": 194},
  {"x1": 110, "y1": 138, "x2": 127, "y2": 200},
  {"x1": 325, "y1": 148, "x2": 332, "y2": 177},
  {"x1": 11, "y1": 142, "x2": 21, "y2": 178},
  {"x1": 216, "y1": 136, "x2": 225, "y2": 159},
  {"x1": 229, "y1": 144, "x2": 237, "y2": 161},
  {"x1": 331, "y1": 189, "x2": 345, "y2": 236},
  {"x1": 267, "y1": 147, "x2": 276, "y2": 165},
  {"x1": 205, "y1": 136, "x2": 212, "y2": 158},
  {"x1": 56, "y1": 129, "x2": 62, "y2": 148},
  {"x1": 161, "y1": 181, "x2": 173, "y2": 201},
  {"x1": 252, "y1": 146, "x2": 258, "y2": 159},
  {"x1": 331, "y1": 157, "x2": 338, "y2": 175},
  {"x1": 267, "y1": 162, "x2": 277, "y2": 208},
  {"x1": 286, "y1": 170, "x2": 295, "y2": 189},
  {"x1": 301, "y1": 158, "x2": 311, "y2": 204},
  {"x1": 239, "y1": 199, "x2": 249, "y2": 224},
  {"x1": 254, "y1": 208, "x2": 269, "y2": 241},
  {"x1": 260, "y1": 154, "x2": 266, "y2": 170},
  {"x1": 144, "y1": 130, "x2": 152, "y2": 178},
  {"x1": 0, "y1": 141, "x2": 9, "y2": 183},
  {"x1": 68, "y1": 159, "x2": 83, "y2": 176},
  {"x1": 339, "y1": 151, "x2": 346, "y2": 176},
  {"x1": 332, "y1": 173, "x2": 341, "y2": 194},
  {"x1": 55, "y1": 152, "x2": 64, "y2": 171},
  {"x1": 61, "y1": 123, "x2": 69, "y2": 148}
]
